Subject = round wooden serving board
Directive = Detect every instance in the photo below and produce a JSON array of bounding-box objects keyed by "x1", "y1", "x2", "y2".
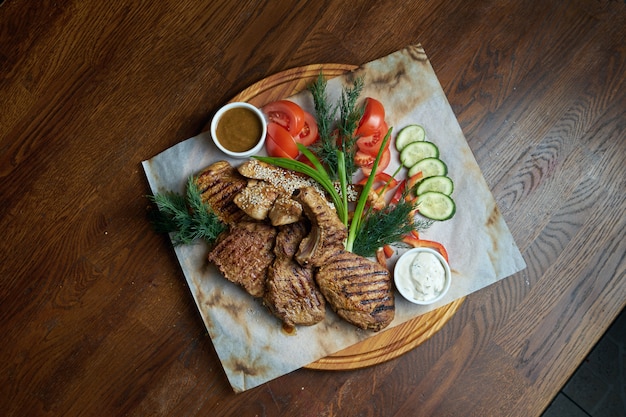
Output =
[{"x1": 232, "y1": 64, "x2": 465, "y2": 371}]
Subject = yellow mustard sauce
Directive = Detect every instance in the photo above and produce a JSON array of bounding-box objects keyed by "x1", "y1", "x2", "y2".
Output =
[{"x1": 216, "y1": 107, "x2": 263, "y2": 152}]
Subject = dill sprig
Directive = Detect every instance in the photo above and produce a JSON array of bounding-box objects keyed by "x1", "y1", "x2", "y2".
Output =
[
  {"x1": 147, "y1": 176, "x2": 227, "y2": 246},
  {"x1": 352, "y1": 198, "x2": 434, "y2": 258},
  {"x1": 309, "y1": 73, "x2": 364, "y2": 180},
  {"x1": 336, "y1": 76, "x2": 364, "y2": 179},
  {"x1": 308, "y1": 73, "x2": 336, "y2": 144}
]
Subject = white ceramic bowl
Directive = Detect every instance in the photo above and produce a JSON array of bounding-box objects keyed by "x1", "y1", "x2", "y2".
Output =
[
  {"x1": 393, "y1": 247, "x2": 451, "y2": 305},
  {"x1": 210, "y1": 102, "x2": 267, "y2": 158}
]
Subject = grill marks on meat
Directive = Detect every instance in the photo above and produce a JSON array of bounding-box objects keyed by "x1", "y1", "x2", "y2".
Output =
[
  {"x1": 207, "y1": 222, "x2": 277, "y2": 298},
  {"x1": 199, "y1": 161, "x2": 395, "y2": 332},
  {"x1": 293, "y1": 186, "x2": 348, "y2": 267},
  {"x1": 265, "y1": 222, "x2": 325, "y2": 327},
  {"x1": 316, "y1": 250, "x2": 395, "y2": 331},
  {"x1": 195, "y1": 161, "x2": 251, "y2": 224}
]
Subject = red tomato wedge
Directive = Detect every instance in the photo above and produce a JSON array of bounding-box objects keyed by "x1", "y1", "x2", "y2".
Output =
[
  {"x1": 356, "y1": 121, "x2": 390, "y2": 156},
  {"x1": 294, "y1": 111, "x2": 319, "y2": 146},
  {"x1": 266, "y1": 122, "x2": 298, "y2": 159},
  {"x1": 356, "y1": 97, "x2": 386, "y2": 137},
  {"x1": 356, "y1": 147, "x2": 391, "y2": 176},
  {"x1": 262, "y1": 100, "x2": 305, "y2": 134},
  {"x1": 354, "y1": 150, "x2": 375, "y2": 167}
]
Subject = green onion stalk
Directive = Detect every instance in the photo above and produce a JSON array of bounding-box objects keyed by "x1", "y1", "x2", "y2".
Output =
[{"x1": 345, "y1": 127, "x2": 392, "y2": 252}]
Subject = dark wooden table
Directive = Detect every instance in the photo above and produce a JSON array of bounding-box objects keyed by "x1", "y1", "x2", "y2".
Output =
[{"x1": 1, "y1": 1, "x2": 624, "y2": 416}]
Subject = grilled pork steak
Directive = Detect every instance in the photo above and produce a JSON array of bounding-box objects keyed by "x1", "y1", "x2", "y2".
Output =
[
  {"x1": 207, "y1": 222, "x2": 277, "y2": 298},
  {"x1": 293, "y1": 186, "x2": 347, "y2": 267},
  {"x1": 316, "y1": 250, "x2": 394, "y2": 331},
  {"x1": 194, "y1": 161, "x2": 251, "y2": 224},
  {"x1": 265, "y1": 222, "x2": 325, "y2": 327}
]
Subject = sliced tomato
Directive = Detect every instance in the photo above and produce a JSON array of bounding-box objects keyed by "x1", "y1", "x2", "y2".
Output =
[
  {"x1": 294, "y1": 111, "x2": 319, "y2": 146},
  {"x1": 356, "y1": 121, "x2": 390, "y2": 156},
  {"x1": 358, "y1": 147, "x2": 391, "y2": 176},
  {"x1": 262, "y1": 100, "x2": 305, "y2": 134},
  {"x1": 266, "y1": 122, "x2": 298, "y2": 159},
  {"x1": 356, "y1": 97, "x2": 386, "y2": 137},
  {"x1": 354, "y1": 150, "x2": 375, "y2": 167}
]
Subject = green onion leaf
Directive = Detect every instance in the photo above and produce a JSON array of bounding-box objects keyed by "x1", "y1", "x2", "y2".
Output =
[{"x1": 346, "y1": 127, "x2": 392, "y2": 252}]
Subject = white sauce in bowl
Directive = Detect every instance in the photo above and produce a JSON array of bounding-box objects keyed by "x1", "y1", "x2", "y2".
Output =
[{"x1": 394, "y1": 248, "x2": 450, "y2": 304}]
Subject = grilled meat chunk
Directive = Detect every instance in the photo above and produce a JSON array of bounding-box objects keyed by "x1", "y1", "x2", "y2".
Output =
[
  {"x1": 234, "y1": 180, "x2": 281, "y2": 220},
  {"x1": 316, "y1": 250, "x2": 394, "y2": 331},
  {"x1": 207, "y1": 222, "x2": 277, "y2": 298},
  {"x1": 268, "y1": 196, "x2": 303, "y2": 226},
  {"x1": 265, "y1": 222, "x2": 325, "y2": 327},
  {"x1": 238, "y1": 159, "x2": 327, "y2": 225},
  {"x1": 194, "y1": 161, "x2": 250, "y2": 224},
  {"x1": 293, "y1": 186, "x2": 347, "y2": 267}
]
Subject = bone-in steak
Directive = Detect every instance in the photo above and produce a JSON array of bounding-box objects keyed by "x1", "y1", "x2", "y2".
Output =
[{"x1": 293, "y1": 186, "x2": 347, "y2": 267}]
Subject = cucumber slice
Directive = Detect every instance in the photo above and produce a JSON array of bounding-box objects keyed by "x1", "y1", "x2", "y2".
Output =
[
  {"x1": 408, "y1": 157, "x2": 448, "y2": 178},
  {"x1": 418, "y1": 191, "x2": 456, "y2": 221},
  {"x1": 416, "y1": 175, "x2": 454, "y2": 196},
  {"x1": 400, "y1": 141, "x2": 439, "y2": 168},
  {"x1": 395, "y1": 124, "x2": 426, "y2": 151}
]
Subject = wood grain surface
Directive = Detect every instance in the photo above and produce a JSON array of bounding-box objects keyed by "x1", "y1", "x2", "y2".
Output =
[{"x1": 1, "y1": 1, "x2": 624, "y2": 416}]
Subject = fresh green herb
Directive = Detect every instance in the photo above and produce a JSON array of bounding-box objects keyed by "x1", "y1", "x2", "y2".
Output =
[
  {"x1": 351, "y1": 196, "x2": 433, "y2": 257},
  {"x1": 345, "y1": 127, "x2": 391, "y2": 252},
  {"x1": 336, "y1": 77, "x2": 364, "y2": 179},
  {"x1": 308, "y1": 73, "x2": 336, "y2": 146},
  {"x1": 337, "y1": 150, "x2": 349, "y2": 224},
  {"x1": 147, "y1": 176, "x2": 227, "y2": 246},
  {"x1": 309, "y1": 73, "x2": 364, "y2": 180}
]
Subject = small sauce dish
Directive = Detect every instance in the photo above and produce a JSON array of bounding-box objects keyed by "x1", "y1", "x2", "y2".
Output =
[
  {"x1": 210, "y1": 102, "x2": 267, "y2": 158},
  {"x1": 393, "y1": 247, "x2": 451, "y2": 305}
]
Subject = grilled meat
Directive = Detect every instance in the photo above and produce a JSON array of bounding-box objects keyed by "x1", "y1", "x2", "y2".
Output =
[
  {"x1": 293, "y1": 186, "x2": 347, "y2": 267},
  {"x1": 265, "y1": 222, "x2": 325, "y2": 327},
  {"x1": 207, "y1": 222, "x2": 277, "y2": 298},
  {"x1": 268, "y1": 196, "x2": 303, "y2": 226},
  {"x1": 234, "y1": 180, "x2": 281, "y2": 220},
  {"x1": 316, "y1": 250, "x2": 394, "y2": 331},
  {"x1": 194, "y1": 161, "x2": 251, "y2": 224}
]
